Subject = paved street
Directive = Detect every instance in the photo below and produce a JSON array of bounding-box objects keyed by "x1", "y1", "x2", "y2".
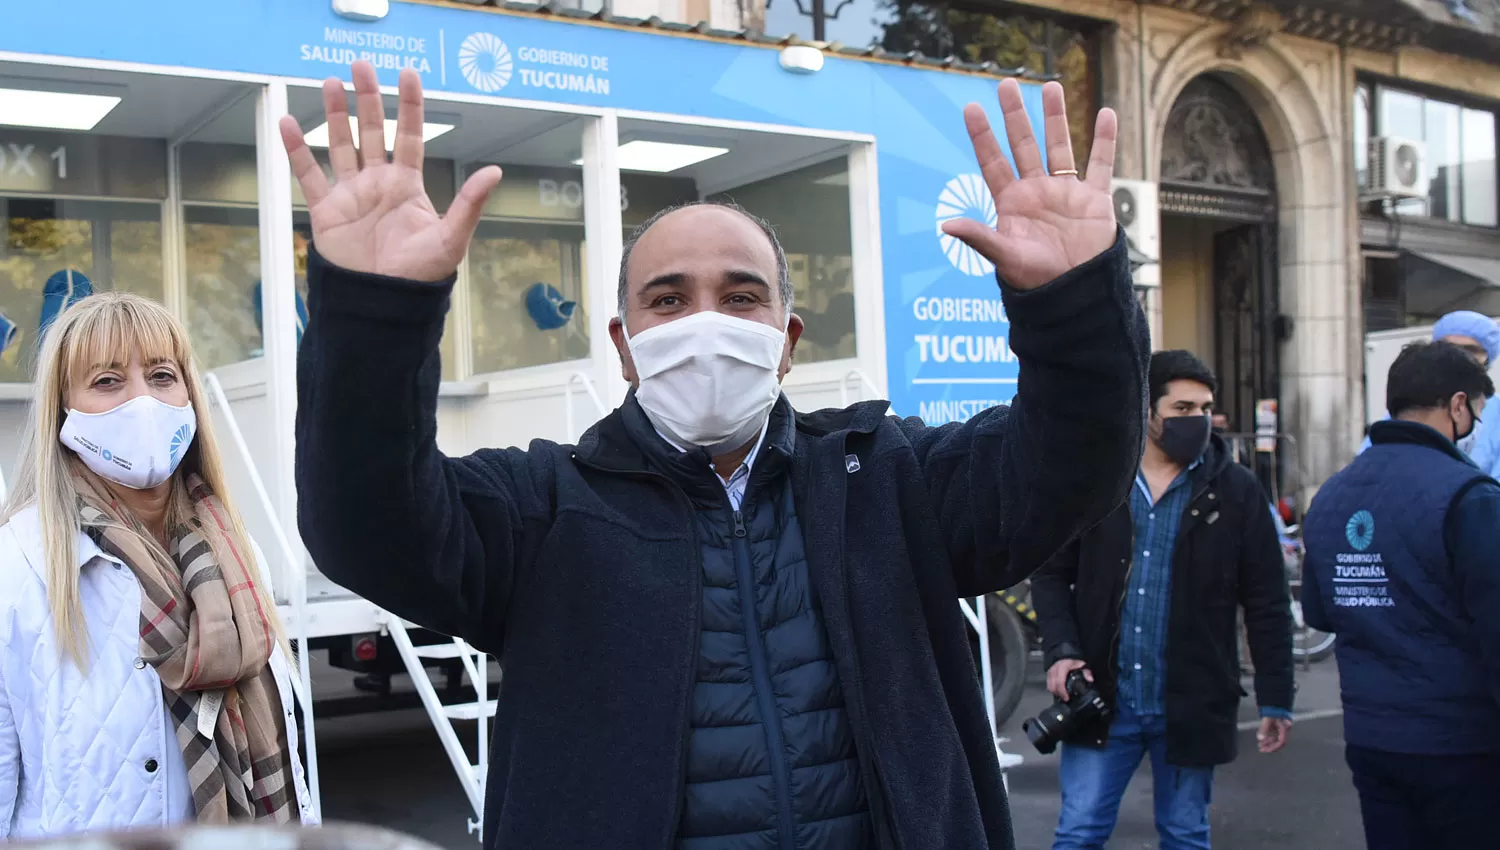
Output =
[
  {"x1": 313, "y1": 656, "x2": 1363, "y2": 849},
  {"x1": 998, "y1": 658, "x2": 1363, "y2": 849}
]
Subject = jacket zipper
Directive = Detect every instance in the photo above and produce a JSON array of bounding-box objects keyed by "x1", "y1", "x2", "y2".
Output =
[
  {"x1": 1109, "y1": 551, "x2": 1131, "y2": 684},
  {"x1": 572, "y1": 456, "x2": 701, "y2": 848},
  {"x1": 731, "y1": 505, "x2": 798, "y2": 850}
]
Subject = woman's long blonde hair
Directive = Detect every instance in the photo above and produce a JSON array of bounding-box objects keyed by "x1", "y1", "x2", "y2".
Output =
[{"x1": 0, "y1": 291, "x2": 290, "y2": 668}]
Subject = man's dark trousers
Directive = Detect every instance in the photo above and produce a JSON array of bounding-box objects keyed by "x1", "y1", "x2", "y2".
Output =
[{"x1": 1345, "y1": 745, "x2": 1500, "y2": 850}]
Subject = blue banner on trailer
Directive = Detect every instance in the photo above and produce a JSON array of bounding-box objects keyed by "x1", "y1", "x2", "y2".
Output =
[{"x1": 0, "y1": 0, "x2": 1050, "y2": 424}]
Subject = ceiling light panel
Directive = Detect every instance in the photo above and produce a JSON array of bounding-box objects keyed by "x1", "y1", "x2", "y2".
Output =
[
  {"x1": 303, "y1": 116, "x2": 455, "y2": 151},
  {"x1": 573, "y1": 140, "x2": 730, "y2": 173},
  {"x1": 0, "y1": 88, "x2": 122, "y2": 131}
]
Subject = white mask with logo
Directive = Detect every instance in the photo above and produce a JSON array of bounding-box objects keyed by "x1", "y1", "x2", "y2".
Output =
[
  {"x1": 626, "y1": 310, "x2": 787, "y2": 456},
  {"x1": 59, "y1": 395, "x2": 198, "y2": 490}
]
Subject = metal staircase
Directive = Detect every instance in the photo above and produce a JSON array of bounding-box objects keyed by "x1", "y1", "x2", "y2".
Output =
[{"x1": 384, "y1": 618, "x2": 493, "y2": 841}]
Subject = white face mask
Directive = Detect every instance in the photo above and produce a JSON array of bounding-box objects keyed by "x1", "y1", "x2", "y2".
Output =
[
  {"x1": 59, "y1": 395, "x2": 198, "y2": 490},
  {"x1": 626, "y1": 310, "x2": 787, "y2": 455}
]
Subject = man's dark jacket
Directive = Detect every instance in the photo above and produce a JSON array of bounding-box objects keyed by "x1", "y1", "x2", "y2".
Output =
[
  {"x1": 294, "y1": 234, "x2": 1149, "y2": 850},
  {"x1": 1030, "y1": 434, "x2": 1294, "y2": 767}
]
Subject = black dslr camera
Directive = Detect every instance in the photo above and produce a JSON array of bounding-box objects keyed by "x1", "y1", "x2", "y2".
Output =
[{"x1": 1022, "y1": 668, "x2": 1112, "y2": 755}]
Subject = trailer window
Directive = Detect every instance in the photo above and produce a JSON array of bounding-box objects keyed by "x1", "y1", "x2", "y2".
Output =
[
  {"x1": 0, "y1": 129, "x2": 167, "y2": 383},
  {"x1": 466, "y1": 144, "x2": 598, "y2": 375},
  {"x1": 711, "y1": 157, "x2": 855, "y2": 363}
]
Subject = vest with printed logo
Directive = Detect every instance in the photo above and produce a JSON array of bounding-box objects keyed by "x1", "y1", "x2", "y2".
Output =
[{"x1": 1305, "y1": 435, "x2": 1500, "y2": 755}]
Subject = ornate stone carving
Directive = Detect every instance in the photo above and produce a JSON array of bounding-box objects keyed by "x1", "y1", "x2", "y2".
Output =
[
  {"x1": 1140, "y1": 0, "x2": 1421, "y2": 52},
  {"x1": 1160, "y1": 76, "x2": 1277, "y2": 193},
  {"x1": 1153, "y1": 0, "x2": 1246, "y2": 17},
  {"x1": 1218, "y1": 2, "x2": 1284, "y2": 58},
  {"x1": 1149, "y1": 30, "x2": 1182, "y2": 63}
]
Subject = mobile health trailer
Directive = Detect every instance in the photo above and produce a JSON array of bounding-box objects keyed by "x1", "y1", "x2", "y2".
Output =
[{"x1": 0, "y1": 0, "x2": 1053, "y2": 832}]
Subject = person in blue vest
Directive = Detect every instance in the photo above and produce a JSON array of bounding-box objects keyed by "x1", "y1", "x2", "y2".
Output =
[
  {"x1": 1031, "y1": 350, "x2": 1294, "y2": 850},
  {"x1": 1359, "y1": 310, "x2": 1500, "y2": 460},
  {"x1": 1303, "y1": 340, "x2": 1500, "y2": 850},
  {"x1": 284, "y1": 62, "x2": 1148, "y2": 850}
]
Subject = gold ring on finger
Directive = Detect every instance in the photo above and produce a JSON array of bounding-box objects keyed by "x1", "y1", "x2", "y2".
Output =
[{"x1": 1050, "y1": 169, "x2": 1080, "y2": 177}]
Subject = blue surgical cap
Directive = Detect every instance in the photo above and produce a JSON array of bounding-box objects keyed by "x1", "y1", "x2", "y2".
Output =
[{"x1": 1433, "y1": 310, "x2": 1500, "y2": 364}]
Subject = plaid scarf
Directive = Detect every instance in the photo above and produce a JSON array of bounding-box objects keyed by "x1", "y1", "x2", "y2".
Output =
[{"x1": 73, "y1": 464, "x2": 297, "y2": 825}]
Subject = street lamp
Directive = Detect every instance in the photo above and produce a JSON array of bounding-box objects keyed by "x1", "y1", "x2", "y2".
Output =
[{"x1": 773, "y1": 0, "x2": 857, "y2": 42}]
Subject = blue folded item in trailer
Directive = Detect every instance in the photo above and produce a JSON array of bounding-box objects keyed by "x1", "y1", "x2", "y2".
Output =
[
  {"x1": 253, "y1": 280, "x2": 310, "y2": 348},
  {"x1": 0, "y1": 311, "x2": 17, "y2": 357},
  {"x1": 39, "y1": 269, "x2": 92, "y2": 339}
]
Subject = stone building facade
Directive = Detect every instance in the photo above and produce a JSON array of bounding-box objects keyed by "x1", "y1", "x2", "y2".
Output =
[
  {"x1": 1012, "y1": 0, "x2": 1499, "y2": 498},
  {"x1": 731, "y1": 0, "x2": 1500, "y2": 497}
]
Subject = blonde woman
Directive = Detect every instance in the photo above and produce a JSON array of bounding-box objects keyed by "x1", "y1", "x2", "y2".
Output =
[{"x1": 0, "y1": 291, "x2": 316, "y2": 839}]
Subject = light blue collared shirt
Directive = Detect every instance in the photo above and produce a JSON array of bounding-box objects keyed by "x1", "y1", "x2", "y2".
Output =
[{"x1": 655, "y1": 419, "x2": 769, "y2": 510}]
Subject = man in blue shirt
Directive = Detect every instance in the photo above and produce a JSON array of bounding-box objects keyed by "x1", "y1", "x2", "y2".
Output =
[
  {"x1": 1032, "y1": 350, "x2": 1295, "y2": 850},
  {"x1": 1304, "y1": 340, "x2": 1500, "y2": 850}
]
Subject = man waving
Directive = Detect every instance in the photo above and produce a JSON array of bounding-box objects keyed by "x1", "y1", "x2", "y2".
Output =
[{"x1": 285, "y1": 61, "x2": 1148, "y2": 850}]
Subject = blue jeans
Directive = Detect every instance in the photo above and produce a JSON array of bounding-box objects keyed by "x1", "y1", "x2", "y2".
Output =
[{"x1": 1053, "y1": 703, "x2": 1214, "y2": 850}]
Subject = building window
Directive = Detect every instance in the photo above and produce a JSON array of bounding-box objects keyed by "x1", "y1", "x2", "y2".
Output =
[
  {"x1": 762, "y1": 0, "x2": 893, "y2": 46},
  {"x1": 945, "y1": 8, "x2": 1099, "y2": 171},
  {"x1": 1361, "y1": 253, "x2": 1403, "y2": 331},
  {"x1": 1462, "y1": 108, "x2": 1497, "y2": 227},
  {"x1": 1353, "y1": 82, "x2": 1370, "y2": 191},
  {"x1": 1361, "y1": 80, "x2": 1499, "y2": 228},
  {"x1": 761, "y1": 1, "x2": 1101, "y2": 164}
]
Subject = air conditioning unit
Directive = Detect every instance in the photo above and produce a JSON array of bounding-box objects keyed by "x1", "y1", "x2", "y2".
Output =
[
  {"x1": 1368, "y1": 136, "x2": 1429, "y2": 200},
  {"x1": 1112, "y1": 179, "x2": 1160, "y2": 288}
]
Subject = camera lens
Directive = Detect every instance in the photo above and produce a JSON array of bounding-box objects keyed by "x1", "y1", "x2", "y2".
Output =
[{"x1": 1023, "y1": 711, "x2": 1064, "y2": 754}]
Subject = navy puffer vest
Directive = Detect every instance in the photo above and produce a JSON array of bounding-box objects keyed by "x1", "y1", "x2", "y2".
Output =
[
  {"x1": 677, "y1": 445, "x2": 871, "y2": 849},
  {"x1": 1304, "y1": 422, "x2": 1500, "y2": 755}
]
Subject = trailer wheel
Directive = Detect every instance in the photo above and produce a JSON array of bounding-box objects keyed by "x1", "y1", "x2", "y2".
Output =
[{"x1": 971, "y1": 596, "x2": 1032, "y2": 727}]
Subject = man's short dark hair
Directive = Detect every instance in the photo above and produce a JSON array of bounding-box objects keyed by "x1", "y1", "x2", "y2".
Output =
[
  {"x1": 1149, "y1": 350, "x2": 1218, "y2": 411},
  {"x1": 1386, "y1": 340, "x2": 1495, "y2": 417},
  {"x1": 616, "y1": 200, "x2": 792, "y2": 318}
]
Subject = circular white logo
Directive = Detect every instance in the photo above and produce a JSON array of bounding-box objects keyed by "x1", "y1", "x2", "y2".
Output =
[
  {"x1": 458, "y1": 32, "x2": 514, "y2": 93},
  {"x1": 935, "y1": 174, "x2": 997, "y2": 277}
]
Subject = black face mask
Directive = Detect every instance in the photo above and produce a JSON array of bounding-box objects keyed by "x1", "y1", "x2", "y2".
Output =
[
  {"x1": 1452, "y1": 398, "x2": 1480, "y2": 443},
  {"x1": 1155, "y1": 414, "x2": 1212, "y2": 466}
]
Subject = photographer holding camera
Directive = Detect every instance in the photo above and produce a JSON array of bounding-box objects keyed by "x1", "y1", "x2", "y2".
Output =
[{"x1": 1029, "y1": 351, "x2": 1295, "y2": 850}]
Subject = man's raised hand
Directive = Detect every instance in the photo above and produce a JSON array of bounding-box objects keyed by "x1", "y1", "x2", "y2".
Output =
[
  {"x1": 279, "y1": 61, "x2": 501, "y2": 283},
  {"x1": 942, "y1": 79, "x2": 1119, "y2": 292}
]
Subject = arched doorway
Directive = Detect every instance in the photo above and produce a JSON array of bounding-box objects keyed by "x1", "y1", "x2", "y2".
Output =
[{"x1": 1157, "y1": 74, "x2": 1282, "y2": 452}]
